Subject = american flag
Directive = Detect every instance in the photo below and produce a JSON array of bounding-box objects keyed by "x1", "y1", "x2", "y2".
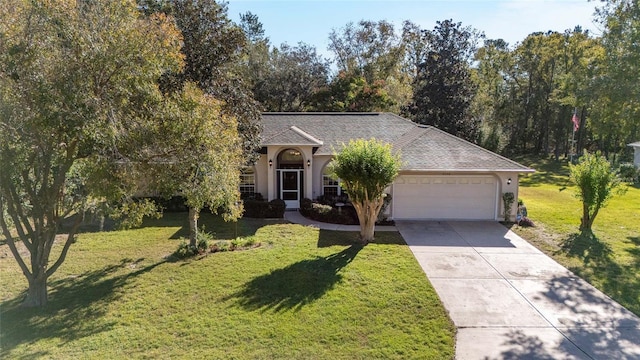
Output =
[{"x1": 571, "y1": 112, "x2": 580, "y2": 132}]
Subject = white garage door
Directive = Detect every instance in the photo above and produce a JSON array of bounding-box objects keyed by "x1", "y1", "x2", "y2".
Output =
[{"x1": 393, "y1": 175, "x2": 497, "y2": 220}]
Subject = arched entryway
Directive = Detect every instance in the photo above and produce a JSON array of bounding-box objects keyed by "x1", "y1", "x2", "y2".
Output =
[{"x1": 276, "y1": 148, "x2": 304, "y2": 208}]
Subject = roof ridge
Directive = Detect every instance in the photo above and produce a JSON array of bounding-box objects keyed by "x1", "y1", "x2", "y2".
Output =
[
  {"x1": 290, "y1": 126, "x2": 323, "y2": 145},
  {"x1": 262, "y1": 126, "x2": 293, "y2": 143},
  {"x1": 427, "y1": 126, "x2": 534, "y2": 171}
]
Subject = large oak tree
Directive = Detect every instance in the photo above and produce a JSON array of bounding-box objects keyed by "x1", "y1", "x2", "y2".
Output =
[{"x1": 0, "y1": 0, "x2": 185, "y2": 307}]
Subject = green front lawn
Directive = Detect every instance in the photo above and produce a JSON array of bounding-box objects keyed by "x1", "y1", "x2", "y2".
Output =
[
  {"x1": 514, "y1": 156, "x2": 640, "y2": 315},
  {"x1": 0, "y1": 213, "x2": 455, "y2": 359}
]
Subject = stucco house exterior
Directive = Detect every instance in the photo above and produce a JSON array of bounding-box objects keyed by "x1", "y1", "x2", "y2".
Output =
[
  {"x1": 242, "y1": 112, "x2": 534, "y2": 221},
  {"x1": 629, "y1": 141, "x2": 640, "y2": 167}
]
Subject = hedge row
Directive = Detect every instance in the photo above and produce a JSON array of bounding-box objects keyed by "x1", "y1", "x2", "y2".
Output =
[{"x1": 243, "y1": 199, "x2": 286, "y2": 218}]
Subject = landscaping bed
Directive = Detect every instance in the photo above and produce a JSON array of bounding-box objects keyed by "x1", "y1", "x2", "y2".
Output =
[{"x1": 299, "y1": 196, "x2": 395, "y2": 226}]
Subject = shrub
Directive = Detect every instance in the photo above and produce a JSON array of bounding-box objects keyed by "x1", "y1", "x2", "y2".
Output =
[
  {"x1": 196, "y1": 230, "x2": 213, "y2": 253},
  {"x1": 300, "y1": 198, "x2": 314, "y2": 215},
  {"x1": 211, "y1": 241, "x2": 230, "y2": 253},
  {"x1": 267, "y1": 199, "x2": 286, "y2": 218},
  {"x1": 618, "y1": 163, "x2": 639, "y2": 183},
  {"x1": 243, "y1": 198, "x2": 286, "y2": 218},
  {"x1": 300, "y1": 198, "x2": 358, "y2": 225},
  {"x1": 174, "y1": 240, "x2": 197, "y2": 259},
  {"x1": 240, "y1": 192, "x2": 264, "y2": 201},
  {"x1": 312, "y1": 202, "x2": 332, "y2": 215},
  {"x1": 502, "y1": 192, "x2": 515, "y2": 222}
]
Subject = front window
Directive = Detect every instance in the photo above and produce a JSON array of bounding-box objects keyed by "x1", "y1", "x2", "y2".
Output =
[
  {"x1": 240, "y1": 167, "x2": 255, "y2": 194},
  {"x1": 322, "y1": 165, "x2": 342, "y2": 196}
]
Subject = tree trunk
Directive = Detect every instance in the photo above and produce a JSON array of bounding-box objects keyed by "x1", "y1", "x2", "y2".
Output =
[
  {"x1": 23, "y1": 273, "x2": 48, "y2": 307},
  {"x1": 580, "y1": 203, "x2": 592, "y2": 231},
  {"x1": 188, "y1": 207, "x2": 199, "y2": 248},
  {"x1": 360, "y1": 206, "x2": 378, "y2": 243}
]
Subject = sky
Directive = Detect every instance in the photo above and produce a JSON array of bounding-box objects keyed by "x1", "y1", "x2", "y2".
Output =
[{"x1": 227, "y1": 0, "x2": 602, "y2": 58}]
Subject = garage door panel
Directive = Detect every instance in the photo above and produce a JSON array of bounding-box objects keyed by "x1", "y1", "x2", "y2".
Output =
[{"x1": 394, "y1": 175, "x2": 497, "y2": 220}]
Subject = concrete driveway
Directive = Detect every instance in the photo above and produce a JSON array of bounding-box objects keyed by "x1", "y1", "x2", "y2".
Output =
[{"x1": 396, "y1": 220, "x2": 640, "y2": 360}]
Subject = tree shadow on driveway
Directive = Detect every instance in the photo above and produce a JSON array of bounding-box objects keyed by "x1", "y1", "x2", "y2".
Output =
[{"x1": 225, "y1": 245, "x2": 363, "y2": 312}]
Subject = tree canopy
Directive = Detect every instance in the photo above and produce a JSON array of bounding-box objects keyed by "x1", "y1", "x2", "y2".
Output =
[
  {"x1": 0, "y1": 0, "x2": 184, "y2": 306},
  {"x1": 406, "y1": 19, "x2": 480, "y2": 142},
  {"x1": 330, "y1": 139, "x2": 402, "y2": 243}
]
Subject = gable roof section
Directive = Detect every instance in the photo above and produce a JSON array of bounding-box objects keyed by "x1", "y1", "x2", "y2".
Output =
[
  {"x1": 263, "y1": 125, "x2": 323, "y2": 146},
  {"x1": 261, "y1": 112, "x2": 533, "y2": 172},
  {"x1": 397, "y1": 126, "x2": 532, "y2": 172}
]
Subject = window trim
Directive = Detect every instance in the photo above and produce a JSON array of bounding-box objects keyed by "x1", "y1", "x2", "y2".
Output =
[
  {"x1": 240, "y1": 167, "x2": 256, "y2": 194},
  {"x1": 322, "y1": 163, "x2": 342, "y2": 196}
]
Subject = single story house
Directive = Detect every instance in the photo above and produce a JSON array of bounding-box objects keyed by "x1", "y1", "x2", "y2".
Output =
[
  {"x1": 629, "y1": 141, "x2": 640, "y2": 167},
  {"x1": 243, "y1": 112, "x2": 534, "y2": 221}
]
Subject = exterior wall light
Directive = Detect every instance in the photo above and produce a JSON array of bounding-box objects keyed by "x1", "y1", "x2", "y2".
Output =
[
  {"x1": 507, "y1": 178, "x2": 512, "y2": 185},
  {"x1": 307, "y1": 159, "x2": 311, "y2": 167},
  {"x1": 269, "y1": 159, "x2": 273, "y2": 167}
]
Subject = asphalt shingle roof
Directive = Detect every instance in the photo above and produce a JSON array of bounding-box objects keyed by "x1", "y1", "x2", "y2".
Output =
[{"x1": 261, "y1": 112, "x2": 533, "y2": 172}]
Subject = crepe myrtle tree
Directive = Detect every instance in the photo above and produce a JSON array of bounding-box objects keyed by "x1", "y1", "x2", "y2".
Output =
[
  {"x1": 330, "y1": 139, "x2": 402, "y2": 243},
  {"x1": 569, "y1": 150, "x2": 626, "y2": 231},
  {"x1": 0, "y1": 0, "x2": 184, "y2": 307}
]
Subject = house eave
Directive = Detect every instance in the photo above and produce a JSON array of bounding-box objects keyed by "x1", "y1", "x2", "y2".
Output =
[{"x1": 400, "y1": 168, "x2": 536, "y2": 173}]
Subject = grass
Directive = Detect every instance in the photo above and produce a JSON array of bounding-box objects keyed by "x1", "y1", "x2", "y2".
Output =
[
  {"x1": 512, "y1": 156, "x2": 640, "y2": 315},
  {"x1": 0, "y1": 213, "x2": 455, "y2": 359}
]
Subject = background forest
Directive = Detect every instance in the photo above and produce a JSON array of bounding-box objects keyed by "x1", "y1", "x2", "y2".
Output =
[{"x1": 220, "y1": 0, "x2": 638, "y2": 161}]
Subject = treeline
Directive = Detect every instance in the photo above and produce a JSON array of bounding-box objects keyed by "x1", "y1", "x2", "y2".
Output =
[
  {"x1": 231, "y1": 1, "x2": 638, "y2": 160},
  {"x1": 139, "y1": 0, "x2": 638, "y2": 160}
]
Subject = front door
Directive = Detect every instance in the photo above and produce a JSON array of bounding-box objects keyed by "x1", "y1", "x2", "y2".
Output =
[{"x1": 280, "y1": 170, "x2": 302, "y2": 209}]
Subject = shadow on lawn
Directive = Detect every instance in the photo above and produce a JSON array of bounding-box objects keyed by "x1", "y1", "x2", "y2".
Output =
[
  {"x1": 317, "y1": 229, "x2": 405, "y2": 248},
  {"x1": 560, "y1": 230, "x2": 612, "y2": 266},
  {"x1": 0, "y1": 258, "x2": 165, "y2": 358},
  {"x1": 57, "y1": 211, "x2": 280, "y2": 241},
  {"x1": 166, "y1": 213, "x2": 286, "y2": 240},
  {"x1": 559, "y1": 231, "x2": 640, "y2": 315},
  {"x1": 226, "y1": 245, "x2": 363, "y2": 312}
]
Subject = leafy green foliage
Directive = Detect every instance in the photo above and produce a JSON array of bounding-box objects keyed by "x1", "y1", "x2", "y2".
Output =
[
  {"x1": 617, "y1": 163, "x2": 640, "y2": 183},
  {"x1": 325, "y1": 20, "x2": 408, "y2": 112},
  {"x1": 312, "y1": 71, "x2": 394, "y2": 112},
  {"x1": 328, "y1": 20, "x2": 404, "y2": 84},
  {"x1": 502, "y1": 192, "x2": 515, "y2": 222},
  {"x1": 406, "y1": 20, "x2": 480, "y2": 142},
  {"x1": 252, "y1": 43, "x2": 330, "y2": 111},
  {"x1": 330, "y1": 139, "x2": 402, "y2": 242},
  {"x1": 590, "y1": 0, "x2": 640, "y2": 154},
  {"x1": 569, "y1": 151, "x2": 626, "y2": 230},
  {"x1": 142, "y1": 0, "x2": 263, "y2": 163},
  {"x1": 0, "y1": 0, "x2": 183, "y2": 306}
]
